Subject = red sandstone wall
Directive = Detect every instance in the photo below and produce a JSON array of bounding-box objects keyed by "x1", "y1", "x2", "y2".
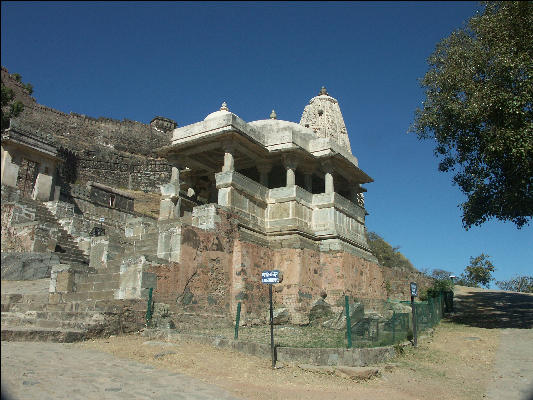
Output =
[
  {"x1": 148, "y1": 226, "x2": 233, "y2": 316},
  {"x1": 146, "y1": 210, "x2": 425, "y2": 325}
]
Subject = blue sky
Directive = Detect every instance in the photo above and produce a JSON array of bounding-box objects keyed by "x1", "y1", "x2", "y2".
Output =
[{"x1": 2, "y1": 2, "x2": 531, "y2": 284}]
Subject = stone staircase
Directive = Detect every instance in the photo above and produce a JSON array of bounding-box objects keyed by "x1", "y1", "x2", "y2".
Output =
[
  {"x1": 17, "y1": 196, "x2": 89, "y2": 266},
  {"x1": 1, "y1": 196, "x2": 159, "y2": 343}
]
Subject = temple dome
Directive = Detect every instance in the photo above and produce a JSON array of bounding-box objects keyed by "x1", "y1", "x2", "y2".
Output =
[
  {"x1": 299, "y1": 86, "x2": 352, "y2": 152},
  {"x1": 204, "y1": 101, "x2": 236, "y2": 121}
]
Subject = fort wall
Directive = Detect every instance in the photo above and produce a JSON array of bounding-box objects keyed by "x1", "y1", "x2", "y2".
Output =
[{"x1": 2, "y1": 66, "x2": 173, "y2": 192}]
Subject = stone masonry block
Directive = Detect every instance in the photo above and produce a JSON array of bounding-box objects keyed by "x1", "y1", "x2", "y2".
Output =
[{"x1": 55, "y1": 270, "x2": 75, "y2": 292}]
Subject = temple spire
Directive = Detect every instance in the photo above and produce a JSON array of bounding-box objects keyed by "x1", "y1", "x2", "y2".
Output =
[{"x1": 299, "y1": 87, "x2": 352, "y2": 152}]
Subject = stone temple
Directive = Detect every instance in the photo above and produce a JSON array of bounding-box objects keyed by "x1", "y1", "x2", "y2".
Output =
[
  {"x1": 158, "y1": 87, "x2": 376, "y2": 263},
  {"x1": 2, "y1": 75, "x2": 428, "y2": 337}
]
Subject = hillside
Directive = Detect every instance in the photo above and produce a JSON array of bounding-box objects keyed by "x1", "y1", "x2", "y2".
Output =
[{"x1": 365, "y1": 231, "x2": 417, "y2": 272}]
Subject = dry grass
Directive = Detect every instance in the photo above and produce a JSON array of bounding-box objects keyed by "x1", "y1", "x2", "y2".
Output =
[{"x1": 77, "y1": 320, "x2": 500, "y2": 400}]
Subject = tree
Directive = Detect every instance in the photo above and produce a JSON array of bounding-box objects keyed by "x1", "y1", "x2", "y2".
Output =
[
  {"x1": 456, "y1": 253, "x2": 495, "y2": 288},
  {"x1": 410, "y1": 1, "x2": 533, "y2": 229},
  {"x1": 431, "y1": 268, "x2": 453, "y2": 281},
  {"x1": 1, "y1": 81, "x2": 23, "y2": 130},
  {"x1": 1, "y1": 71, "x2": 33, "y2": 130},
  {"x1": 496, "y1": 275, "x2": 533, "y2": 293}
]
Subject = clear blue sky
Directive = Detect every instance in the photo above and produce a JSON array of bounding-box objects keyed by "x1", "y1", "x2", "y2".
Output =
[{"x1": 2, "y1": 1, "x2": 531, "y2": 285}]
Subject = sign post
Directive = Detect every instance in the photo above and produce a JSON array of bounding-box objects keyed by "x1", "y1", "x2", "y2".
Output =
[
  {"x1": 410, "y1": 282, "x2": 418, "y2": 347},
  {"x1": 262, "y1": 270, "x2": 280, "y2": 369}
]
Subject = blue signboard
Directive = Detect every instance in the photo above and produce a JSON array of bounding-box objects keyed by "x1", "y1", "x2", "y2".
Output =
[
  {"x1": 262, "y1": 270, "x2": 280, "y2": 284},
  {"x1": 410, "y1": 282, "x2": 418, "y2": 297}
]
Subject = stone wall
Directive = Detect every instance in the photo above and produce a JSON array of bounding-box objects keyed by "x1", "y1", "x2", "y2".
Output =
[
  {"x1": 381, "y1": 268, "x2": 434, "y2": 300},
  {"x1": 72, "y1": 149, "x2": 172, "y2": 192}
]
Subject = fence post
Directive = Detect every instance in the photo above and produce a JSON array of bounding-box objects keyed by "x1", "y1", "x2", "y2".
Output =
[
  {"x1": 392, "y1": 311, "x2": 396, "y2": 343},
  {"x1": 345, "y1": 295, "x2": 352, "y2": 348},
  {"x1": 145, "y1": 287, "x2": 153, "y2": 327},
  {"x1": 428, "y1": 296, "x2": 434, "y2": 326},
  {"x1": 411, "y1": 296, "x2": 418, "y2": 347},
  {"x1": 234, "y1": 302, "x2": 241, "y2": 339}
]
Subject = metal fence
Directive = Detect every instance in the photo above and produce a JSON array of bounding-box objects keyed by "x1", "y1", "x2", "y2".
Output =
[
  {"x1": 146, "y1": 291, "x2": 453, "y2": 349},
  {"x1": 350, "y1": 291, "x2": 452, "y2": 348}
]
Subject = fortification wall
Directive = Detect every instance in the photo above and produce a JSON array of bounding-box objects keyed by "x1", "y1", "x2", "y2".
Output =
[{"x1": 2, "y1": 66, "x2": 173, "y2": 192}]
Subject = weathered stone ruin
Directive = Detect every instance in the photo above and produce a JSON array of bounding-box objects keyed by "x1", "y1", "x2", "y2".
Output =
[{"x1": 1, "y1": 68, "x2": 432, "y2": 341}]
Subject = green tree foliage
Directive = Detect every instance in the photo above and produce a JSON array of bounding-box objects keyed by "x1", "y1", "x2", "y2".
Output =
[
  {"x1": 23, "y1": 82, "x2": 33, "y2": 95},
  {"x1": 1, "y1": 82, "x2": 23, "y2": 130},
  {"x1": 1, "y1": 71, "x2": 33, "y2": 130},
  {"x1": 411, "y1": 1, "x2": 533, "y2": 229},
  {"x1": 365, "y1": 231, "x2": 416, "y2": 271},
  {"x1": 496, "y1": 275, "x2": 533, "y2": 293},
  {"x1": 456, "y1": 253, "x2": 496, "y2": 288}
]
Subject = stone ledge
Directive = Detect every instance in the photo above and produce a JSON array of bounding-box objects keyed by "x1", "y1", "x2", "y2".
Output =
[{"x1": 141, "y1": 328, "x2": 400, "y2": 367}]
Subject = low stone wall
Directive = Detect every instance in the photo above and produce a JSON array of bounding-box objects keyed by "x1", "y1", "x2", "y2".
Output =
[
  {"x1": 142, "y1": 329, "x2": 398, "y2": 367},
  {"x1": 276, "y1": 345, "x2": 396, "y2": 367}
]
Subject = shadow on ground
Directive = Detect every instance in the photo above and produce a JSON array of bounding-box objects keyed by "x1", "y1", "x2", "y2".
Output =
[{"x1": 448, "y1": 290, "x2": 533, "y2": 329}]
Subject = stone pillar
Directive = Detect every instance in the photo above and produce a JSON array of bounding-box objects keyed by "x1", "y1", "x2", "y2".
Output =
[
  {"x1": 222, "y1": 142, "x2": 235, "y2": 172},
  {"x1": 32, "y1": 172, "x2": 53, "y2": 201},
  {"x1": 170, "y1": 166, "x2": 179, "y2": 185},
  {"x1": 159, "y1": 166, "x2": 181, "y2": 221},
  {"x1": 0, "y1": 147, "x2": 19, "y2": 188},
  {"x1": 282, "y1": 154, "x2": 298, "y2": 187},
  {"x1": 257, "y1": 162, "x2": 271, "y2": 187},
  {"x1": 323, "y1": 161, "x2": 334, "y2": 194}
]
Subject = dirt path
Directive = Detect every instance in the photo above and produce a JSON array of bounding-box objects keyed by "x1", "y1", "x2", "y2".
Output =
[
  {"x1": 1, "y1": 341, "x2": 240, "y2": 400},
  {"x1": 2, "y1": 285, "x2": 531, "y2": 399},
  {"x1": 485, "y1": 328, "x2": 533, "y2": 400},
  {"x1": 451, "y1": 286, "x2": 533, "y2": 400}
]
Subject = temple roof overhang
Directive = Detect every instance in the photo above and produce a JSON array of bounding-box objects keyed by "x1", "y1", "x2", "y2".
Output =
[
  {"x1": 156, "y1": 110, "x2": 373, "y2": 184},
  {"x1": 1, "y1": 126, "x2": 60, "y2": 161}
]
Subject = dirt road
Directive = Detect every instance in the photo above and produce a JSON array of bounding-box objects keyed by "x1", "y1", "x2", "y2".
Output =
[
  {"x1": 451, "y1": 286, "x2": 533, "y2": 400},
  {"x1": 2, "y1": 286, "x2": 532, "y2": 400}
]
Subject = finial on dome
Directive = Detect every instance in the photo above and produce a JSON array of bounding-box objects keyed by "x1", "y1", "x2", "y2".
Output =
[
  {"x1": 220, "y1": 102, "x2": 229, "y2": 111},
  {"x1": 319, "y1": 86, "x2": 328, "y2": 96},
  {"x1": 270, "y1": 109, "x2": 277, "y2": 119}
]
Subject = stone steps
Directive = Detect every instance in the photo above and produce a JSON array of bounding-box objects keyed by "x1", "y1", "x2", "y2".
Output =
[{"x1": 16, "y1": 197, "x2": 89, "y2": 265}]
